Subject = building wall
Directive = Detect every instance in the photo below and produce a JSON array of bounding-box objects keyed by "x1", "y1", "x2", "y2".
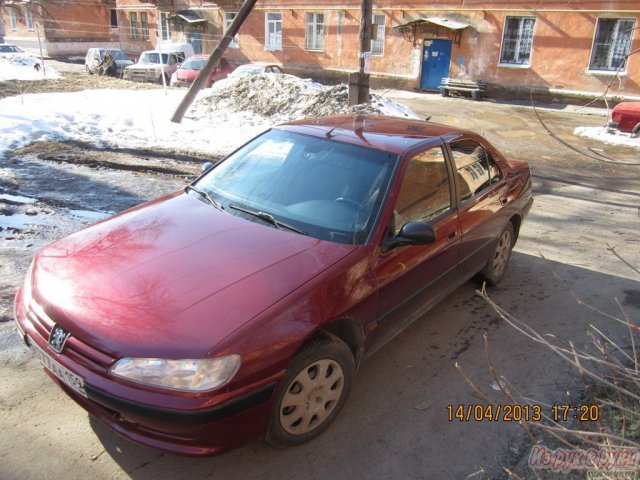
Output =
[{"x1": 2, "y1": 1, "x2": 119, "y2": 56}]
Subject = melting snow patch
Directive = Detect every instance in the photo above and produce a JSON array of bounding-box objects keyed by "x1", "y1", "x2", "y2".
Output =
[
  {"x1": 574, "y1": 126, "x2": 640, "y2": 149},
  {"x1": 0, "y1": 193, "x2": 37, "y2": 204},
  {"x1": 0, "y1": 54, "x2": 61, "y2": 81}
]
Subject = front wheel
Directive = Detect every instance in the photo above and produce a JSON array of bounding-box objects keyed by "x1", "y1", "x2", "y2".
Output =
[
  {"x1": 478, "y1": 222, "x2": 514, "y2": 286},
  {"x1": 267, "y1": 335, "x2": 354, "y2": 447},
  {"x1": 632, "y1": 122, "x2": 640, "y2": 138}
]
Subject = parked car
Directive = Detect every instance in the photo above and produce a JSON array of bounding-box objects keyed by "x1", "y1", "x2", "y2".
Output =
[
  {"x1": 0, "y1": 43, "x2": 24, "y2": 54},
  {"x1": 607, "y1": 102, "x2": 640, "y2": 136},
  {"x1": 123, "y1": 50, "x2": 181, "y2": 84},
  {"x1": 228, "y1": 62, "x2": 283, "y2": 77},
  {"x1": 170, "y1": 55, "x2": 233, "y2": 88},
  {"x1": 85, "y1": 48, "x2": 133, "y2": 77},
  {"x1": 14, "y1": 116, "x2": 532, "y2": 456}
]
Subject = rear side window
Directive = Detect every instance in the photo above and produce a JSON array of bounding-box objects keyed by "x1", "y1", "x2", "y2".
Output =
[
  {"x1": 394, "y1": 147, "x2": 451, "y2": 233},
  {"x1": 449, "y1": 139, "x2": 502, "y2": 203}
]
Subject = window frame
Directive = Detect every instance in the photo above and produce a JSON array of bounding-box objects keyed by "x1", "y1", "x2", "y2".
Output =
[
  {"x1": 25, "y1": 8, "x2": 33, "y2": 31},
  {"x1": 498, "y1": 16, "x2": 536, "y2": 68},
  {"x1": 225, "y1": 12, "x2": 240, "y2": 49},
  {"x1": 130, "y1": 12, "x2": 140, "y2": 40},
  {"x1": 141, "y1": 12, "x2": 149, "y2": 40},
  {"x1": 305, "y1": 12, "x2": 325, "y2": 51},
  {"x1": 588, "y1": 17, "x2": 636, "y2": 74},
  {"x1": 159, "y1": 11, "x2": 171, "y2": 41},
  {"x1": 265, "y1": 12, "x2": 283, "y2": 51},
  {"x1": 371, "y1": 13, "x2": 385, "y2": 56},
  {"x1": 8, "y1": 8, "x2": 17, "y2": 31}
]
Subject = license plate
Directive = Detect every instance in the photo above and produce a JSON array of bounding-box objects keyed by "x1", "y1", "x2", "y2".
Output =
[{"x1": 29, "y1": 337, "x2": 87, "y2": 397}]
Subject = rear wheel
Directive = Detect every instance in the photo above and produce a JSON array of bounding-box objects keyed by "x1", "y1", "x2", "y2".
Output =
[
  {"x1": 267, "y1": 335, "x2": 354, "y2": 447},
  {"x1": 478, "y1": 222, "x2": 514, "y2": 286}
]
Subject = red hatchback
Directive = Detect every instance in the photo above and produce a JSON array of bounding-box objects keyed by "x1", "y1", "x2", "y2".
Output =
[
  {"x1": 170, "y1": 54, "x2": 233, "y2": 88},
  {"x1": 609, "y1": 102, "x2": 640, "y2": 136},
  {"x1": 14, "y1": 116, "x2": 532, "y2": 456}
]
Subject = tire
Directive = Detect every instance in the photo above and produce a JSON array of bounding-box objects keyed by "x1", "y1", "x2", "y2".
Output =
[
  {"x1": 267, "y1": 335, "x2": 355, "y2": 447},
  {"x1": 632, "y1": 122, "x2": 640, "y2": 138},
  {"x1": 478, "y1": 222, "x2": 514, "y2": 286}
]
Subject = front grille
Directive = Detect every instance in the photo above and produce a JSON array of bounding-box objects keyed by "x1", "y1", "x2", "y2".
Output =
[{"x1": 26, "y1": 300, "x2": 115, "y2": 372}]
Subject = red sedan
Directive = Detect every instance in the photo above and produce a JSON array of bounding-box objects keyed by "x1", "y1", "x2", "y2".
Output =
[
  {"x1": 609, "y1": 102, "x2": 640, "y2": 136},
  {"x1": 14, "y1": 116, "x2": 532, "y2": 456},
  {"x1": 170, "y1": 55, "x2": 233, "y2": 88}
]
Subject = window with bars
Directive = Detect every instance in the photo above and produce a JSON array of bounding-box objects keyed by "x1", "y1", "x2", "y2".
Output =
[
  {"x1": 589, "y1": 18, "x2": 636, "y2": 72},
  {"x1": 499, "y1": 16, "x2": 535, "y2": 65},
  {"x1": 305, "y1": 12, "x2": 324, "y2": 50},
  {"x1": 130, "y1": 12, "x2": 139, "y2": 40},
  {"x1": 141, "y1": 12, "x2": 149, "y2": 40},
  {"x1": 371, "y1": 14, "x2": 385, "y2": 55},
  {"x1": 265, "y1": 12, "x2": 282, "y2": 51},
  {"x1": 225, "y1": 12, "x2": 240, "y2": 48}
]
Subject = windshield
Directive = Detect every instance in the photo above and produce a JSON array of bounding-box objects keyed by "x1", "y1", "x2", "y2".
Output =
[
  {"x1": 0, "y1": 45, "x2": 21, "y2": 52},
  {"x1": 194, "y1": 130, "x2": 396, "y2": 245},
  {"x1": 139, "y1": 52, "x2": 169, "y2": 64},
  {"x1": 181, "y1": 58, "x2": 206, "y2": 70}
]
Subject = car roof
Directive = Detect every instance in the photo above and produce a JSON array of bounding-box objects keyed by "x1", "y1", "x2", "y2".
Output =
[
  {"x1": 276, "y1": 115, "x2": 468, "y2": 155},
  {"x1": 236, "y1": 62, "x2": 281, "y2": 68}
]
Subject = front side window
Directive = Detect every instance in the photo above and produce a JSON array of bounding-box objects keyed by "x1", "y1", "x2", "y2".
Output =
[
  {"x1": 589, "y1": 18, "x2": 636, "y2": 72},
  {"x1": 499, "y1": 16, "x2": 535, "y2": 65},
  {"x1": 305, "y1": 12, "x2": 324, "y2": 50},
  {"x1": 130, "y1": 12, "x2": 139, "y2": 40},
  {"x1": 141, "y1": 12, "x2": 149, "y2": 40},
  {"x1": 371, "y1": 14, "x2": 385, "y2": 55},
  {"x1": 450, "y1": 139, "x2": 502, "y2": 203},
  {"x1": 393, "y1": 147, "x2": 451, "y2": 234},
  {"x1": 194, "y1": 129, "x2": 396, "y2": 245},
  {"x1": 265, "y1": 12, "x2": 282, "y2": 51},
  {"x1": 225, "y1": 12, "x2": 239, "y2": 48}
]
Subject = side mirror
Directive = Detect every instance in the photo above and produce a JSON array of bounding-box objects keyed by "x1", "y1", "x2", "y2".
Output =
[
  {"x1": 383, "y1": 221, "x2": 436, "y2": 253},
  {"x1": 397, "y1": 221, "x2": 436, "y2": 244},
  {"x1": 201, "y1": 161, "x2": 215, "y2": 173}
]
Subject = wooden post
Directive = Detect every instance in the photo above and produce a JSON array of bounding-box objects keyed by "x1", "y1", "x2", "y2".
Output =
[
  {"x1": 171, "y1": 0, "x2": 258, "y2": 123},
  {"x1": 356, "y1": 0, "x2": 372, "y2": 105}
]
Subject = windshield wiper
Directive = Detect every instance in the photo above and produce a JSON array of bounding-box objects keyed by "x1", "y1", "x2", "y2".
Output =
[
  {"x1": 185, "y1": 185, "x2": 224, "y2": 211},
  {"x1": 229, "y1": 204, "x2": 307, "y2": 235}
]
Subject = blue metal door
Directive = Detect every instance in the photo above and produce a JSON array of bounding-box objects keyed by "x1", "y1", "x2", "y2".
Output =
[
  {"x1": 188, "y1": 32, "x2": 202, "y2": 54},
  {"x1": 420, "y1": 39, "x2": 452, "y2": 90}
]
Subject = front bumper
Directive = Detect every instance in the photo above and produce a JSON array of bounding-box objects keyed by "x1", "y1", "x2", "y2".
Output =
[{"x1": 14, "y1": 288, "x2": 279, "y2": 456}]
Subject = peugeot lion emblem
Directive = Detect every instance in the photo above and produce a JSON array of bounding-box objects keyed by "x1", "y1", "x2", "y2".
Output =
[{"x1": 48, "y1": 325, "x2": 70, "y2": 353}]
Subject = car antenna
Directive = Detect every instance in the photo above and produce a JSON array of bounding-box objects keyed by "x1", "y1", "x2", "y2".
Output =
[{"x1": 325, "y1": 117, "x2": 351, "y2": 138}]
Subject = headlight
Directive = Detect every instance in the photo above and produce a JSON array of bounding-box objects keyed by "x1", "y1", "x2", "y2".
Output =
[
  {"x1": 22, "y1": 259, "x2": 35, "y2": 311},
  {"x1": 109, "y1": 354, "x2": 241, "y2": 392}
]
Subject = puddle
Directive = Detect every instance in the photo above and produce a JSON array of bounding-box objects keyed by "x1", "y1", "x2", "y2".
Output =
[
  {"x1": 0, "y1": 193, "x2": 37, "y2": 204},
  {"x1": 67, "y1": 209, "x2": 111, "y2": 221},
  {"x1": 0, "y1": 212, "x2": 49, "y2": 230}
]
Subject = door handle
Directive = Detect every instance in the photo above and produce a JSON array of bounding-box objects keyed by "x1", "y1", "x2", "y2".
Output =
[
  {"x1": 447, "y1": 228, "x2": 457, "y2": 239},
  {"x1": 499, "y1": 196, "x2": 508, "y2": 206}
]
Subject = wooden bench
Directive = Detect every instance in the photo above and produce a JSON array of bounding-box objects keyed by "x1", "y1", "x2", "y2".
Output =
[{"x1": 439, "y1": 78, "x2": 486, "y2": 100}]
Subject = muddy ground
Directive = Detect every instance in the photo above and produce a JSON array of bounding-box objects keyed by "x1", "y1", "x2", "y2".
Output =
[{"x1": 1, "y1": 64, "x2": 639, "y2": 479}]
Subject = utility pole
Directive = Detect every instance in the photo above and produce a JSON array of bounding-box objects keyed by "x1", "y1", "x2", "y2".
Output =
[
  {"x1": 349, "y1": 0, "x2": 372, "y2": 105},
  {"x1": 171, "y1": 0, "x2": 258, "y2": 123}
]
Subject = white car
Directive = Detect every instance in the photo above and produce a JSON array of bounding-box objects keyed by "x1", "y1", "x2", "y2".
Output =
[
  {"x1": 228, "y1": 62, "x2": 283, "y2": 78},
  {"x1": 0, "y1": 43, "x2": 24, "y2": 54}
]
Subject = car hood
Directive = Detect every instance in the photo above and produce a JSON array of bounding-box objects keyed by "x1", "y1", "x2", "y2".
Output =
[
  {"x1": 32, "y1": 192, "x2": 357, "y2": 358},
  {"x1": 115, "y1": 59, "x2": 134, "y2": 67},
  {"x1": 177, "y1": 69, "x2": 198, "y2": 81}
]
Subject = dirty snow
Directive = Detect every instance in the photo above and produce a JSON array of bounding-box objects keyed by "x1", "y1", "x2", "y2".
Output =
[
  {"x1": 0, "y1": 54, "x2": 61, "y2": 81},
  {"x1": 574, "y1": 126, "x2": 640, "y2": 148},
  {"x1": 0, "y1": 73, "x2": 419, "y2": 158}
]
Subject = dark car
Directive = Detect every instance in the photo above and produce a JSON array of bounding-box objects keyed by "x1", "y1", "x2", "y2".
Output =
[
  {"x1": 170, "y1": 55, "x2": 233, "y2": 88},
  {"x1": 608, "y1": 102, "x2": 640, "y2": 136},
  {"x1": 14, "y1": 116, "x2": 532, "y2": 456}
]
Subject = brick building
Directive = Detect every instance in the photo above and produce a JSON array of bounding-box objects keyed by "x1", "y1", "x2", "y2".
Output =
[{"x1": 1, "y1": 0, "x2": 120, "y2": 56}]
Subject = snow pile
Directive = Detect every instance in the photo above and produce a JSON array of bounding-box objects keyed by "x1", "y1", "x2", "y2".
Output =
[
  {"x1": 574, "y1": 126, "x2": 640, "y2": 149},
  {"x1": 189, "y1": 74, "x2": 420, "y2": 123},
  {"x1": 0, "y1": 75, "x2": 420, "y2": 158},
  {"x1": 0, "y1": 54, "x2": 62, "y2": 81}
]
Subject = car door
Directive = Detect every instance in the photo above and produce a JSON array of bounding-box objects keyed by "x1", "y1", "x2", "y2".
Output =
[
  {"x1": 370, "y1": 144, "x2": 461, "y2": 350},
  {"x1": 447, "y1": 137, "x2": 509, "y2": 277}
]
